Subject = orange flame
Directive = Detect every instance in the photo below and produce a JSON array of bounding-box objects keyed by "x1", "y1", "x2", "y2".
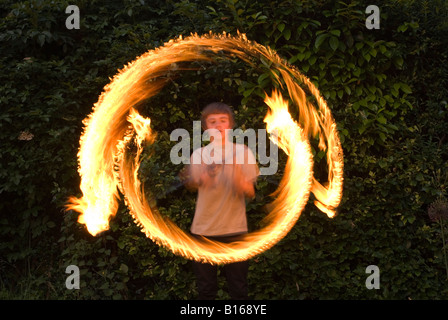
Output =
[{"x1": 66, "y1": 32, "x2": 343, "y2": 264}]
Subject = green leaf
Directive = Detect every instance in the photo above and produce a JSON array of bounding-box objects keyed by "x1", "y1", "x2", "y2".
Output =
[
  {"x1": 364, "y1": 53, "x2": 371, "y2": 62},
  {"x1": 331, "y1": 68, "x2": 339, "y2": 77},
  {"x1": 397, "y1": 24, "x2": 408, "y2": 32},
  {"x1": 37, "y1": 34, "x2": 45, "y2": 47},
  {"x1": 393, "y1": 56, "x2": 404, "y2": 68},
  {"x1": 329, "y1": 37, "x2": 339, "y2": 51},
  {"x1": 119, "y1": 263, "x2": 129, "y2": 273},
  {"x1": 288, "y1": 55, "x2": 298, "y2": 64},
  {"x1": 344, "y1": 86, "x2": 352, "y2": 95},
  {"x1": 257, "y1": 73, "x2": 270, "y2": 85},
  {"x1": 315, "y1": 34, "x2": 328, "y2": 49},
  {"x1": 296, "y1": 53, "x2": 306, "y2": 61},
  {"x1": 400, "y1": 83, "x2": 412, "y2": 94},
  {"x1": 329, "y1": 29, "x2": 341, "y2": 37},
  {"x1": 277, "y1": 23, "x2": 285, "y2": 32},
  {"x1": 377, "y1": 115, "x2": 387, "y2": 124}
]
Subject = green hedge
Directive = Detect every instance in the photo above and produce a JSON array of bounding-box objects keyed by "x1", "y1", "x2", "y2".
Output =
[{"x1": 0, "y1": 0, "x2": 447, "y2": 299}]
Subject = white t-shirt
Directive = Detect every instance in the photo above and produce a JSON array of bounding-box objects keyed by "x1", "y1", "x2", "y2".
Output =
[{"x1": 189, "y1": 142, "x2": 259, "y2": 236}]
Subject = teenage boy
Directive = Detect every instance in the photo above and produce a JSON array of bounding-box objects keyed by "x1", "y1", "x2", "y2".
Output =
[{"x1": 183, "y1": 102, "x2": 259, "y2": 300}]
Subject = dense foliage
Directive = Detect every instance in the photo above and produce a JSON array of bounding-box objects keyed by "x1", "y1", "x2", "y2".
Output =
[{"x1": 1, "y1": 0, "x2": 447, "y2": 299}]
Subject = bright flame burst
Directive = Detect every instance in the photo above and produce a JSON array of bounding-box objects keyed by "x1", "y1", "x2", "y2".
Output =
[{"x1": 66, "y1": 32, "x2": 344, "y2": 264}]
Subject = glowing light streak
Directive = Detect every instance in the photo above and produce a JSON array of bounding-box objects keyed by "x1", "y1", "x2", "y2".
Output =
[{"x1": 66, "y1": 32, "x2": 344, "y2": 264}]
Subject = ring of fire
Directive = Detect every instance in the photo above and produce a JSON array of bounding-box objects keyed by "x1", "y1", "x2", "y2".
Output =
[{"x1": 67, "y1": 32, "x2": 344, "y2": 264}]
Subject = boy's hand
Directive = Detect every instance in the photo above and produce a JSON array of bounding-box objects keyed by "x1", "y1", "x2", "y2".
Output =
[
  {"x1": 233, "y1": 164, "x2": 255, "y2": 198},
  {"x1": 180, "y1": 163, "x2": 220, "y2": 190},
  {"x1": 199, "y1": 163, "x2": 219, "y2": 187},
  {"x1": 179, "y1": 165, "x2": 197, "y2": 191},
  {"x1": 199, "y1": 168, "x2": 212, "y2": 187}
]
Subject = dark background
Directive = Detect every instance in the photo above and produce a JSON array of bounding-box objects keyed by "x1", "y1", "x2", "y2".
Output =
[{"x1": 0, "y1": 0, "x2": 447, "y2": 299}]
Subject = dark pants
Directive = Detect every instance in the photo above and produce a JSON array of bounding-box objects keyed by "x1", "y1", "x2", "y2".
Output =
[{"x1": 192, "y1": 235, "x2": 249, "y2": 300}]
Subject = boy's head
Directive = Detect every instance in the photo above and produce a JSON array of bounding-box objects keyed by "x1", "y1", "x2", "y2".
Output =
[{"x1": 201, "y1": 102, "x2": 235, "y2": 130}]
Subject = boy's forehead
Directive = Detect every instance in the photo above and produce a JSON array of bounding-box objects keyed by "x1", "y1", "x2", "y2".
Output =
[{"x1": 206, "y1": 113, "x2": 229, "y2": 120}]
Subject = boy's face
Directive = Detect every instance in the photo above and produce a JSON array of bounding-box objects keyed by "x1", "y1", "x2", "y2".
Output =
[{"x1": 205, "y1": 113, "x2": 231, "y2": 143}]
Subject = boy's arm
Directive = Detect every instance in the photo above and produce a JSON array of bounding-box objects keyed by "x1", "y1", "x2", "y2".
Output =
[
  {"x1": 179, "y1": 149, "x2": 211, "y2": 191},
  {"x1": 180, "y1": 163, "x2": 213, "y2": 191},
  {"x1": 179, "y1": 165, "x2": 198, "y2": 191},
  {"x1": 232, "y1": 146, "x2": 259, "y2": 199},
  {"x1": 233, "y1": 164, "x2": 256, "y2": 199},
  {"x1": 180, "y1": 149, "x2": 203, "y2": 191}
]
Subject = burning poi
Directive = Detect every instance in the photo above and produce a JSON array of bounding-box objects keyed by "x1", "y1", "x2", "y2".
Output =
[{"x1": 66, "y1": 32, "x2": 344, "y2": 264}]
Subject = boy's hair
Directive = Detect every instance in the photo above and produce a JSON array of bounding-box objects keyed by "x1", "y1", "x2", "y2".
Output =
[{"x1": 201, "y1": 102, "x2": 235, "y2": 129}]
